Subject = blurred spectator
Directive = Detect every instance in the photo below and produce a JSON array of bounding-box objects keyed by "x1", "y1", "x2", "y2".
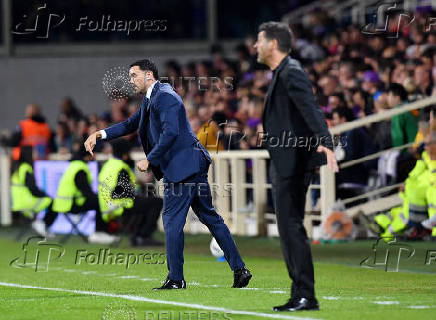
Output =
[
  {"x1": 54, "y1": 121, "x2": 73, "y2": 154},
  {"x1": 370, "y1": 92, "x2": 392, "y2": 152},
  {"x1": 333, "y1": 107, "x2": 376, "y2": 196},
  {"x1": 362, "y1": 70, "x2": 382, "y2": 99},
  {"x1": 351, "y1": 89, "x2": 373, "y2": 117},
  {"x1": 388, "y1": 83, "x2": 418, "y2": 149},
  {"x1": 59, "y1": 97, "x2": 83, "y2": 122},
  {"x1": 388, "y1": 83, "x2": 419, "y2": 182},
  {"x1": 2, "y1": 104, "x2": 53, "y2": 160},
  {"x1": 338, "y1": 61, "x2": 357, "y2": 89},
  {"x1": 197, "y1": 111, "x2": 226, "y2": 152},
  {"x1": 414, "y1": 64, "x2": 433, "y2": 96}
]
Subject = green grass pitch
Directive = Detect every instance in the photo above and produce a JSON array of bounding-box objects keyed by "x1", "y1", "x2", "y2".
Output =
[{"x1": 0, "y1": 228, "x2": 435, "y2": 320}]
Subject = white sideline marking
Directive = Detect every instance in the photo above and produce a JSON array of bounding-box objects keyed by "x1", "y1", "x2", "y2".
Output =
[
  {"x1": 321, "y1": 296, "x2": 339, "y2": 300},
  {"x1": 373, "y1": 301, "x2": 399, "y2": 305},
  {"x1": 408, "y1": 305, "x2": 431, "y2": 309},
  {"x1": 139, "y1": 278, "x2": 158, "y2": 282},
  {"x1": 0, "y1": 282, "x2": 321, "y2": 320}
]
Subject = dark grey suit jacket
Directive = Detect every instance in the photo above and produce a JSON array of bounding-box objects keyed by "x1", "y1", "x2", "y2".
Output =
[{"x1": 262, "y1": 56, "x2": 332, "y2": 178}]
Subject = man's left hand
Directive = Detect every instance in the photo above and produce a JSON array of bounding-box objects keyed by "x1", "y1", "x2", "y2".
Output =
[
  {"x1": 317, "y1": 145, "x2": 339, "y2": 173},
  {"x1": 137, "y1": 159, "x2": 150, "y2": 172}
]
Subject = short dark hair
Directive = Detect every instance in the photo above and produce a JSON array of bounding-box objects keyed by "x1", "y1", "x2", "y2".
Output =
[
  {"x1": 332, "y1": 107, "x2": 355, "y2": 122},
  {"x1": 388, "y1": 83, "x2": 408, "y2": 102},
  {"x1": 258, "y1": 21, "x2": 293, "y2": 53},
  {"x1": 130, "y1": 59, "x2": 159, "y2": 80}
]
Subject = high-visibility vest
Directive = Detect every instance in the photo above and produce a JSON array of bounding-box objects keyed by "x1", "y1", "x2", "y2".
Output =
[
  {"x1": 426, "y1": 159, "x2": 436, "y2": 236},
  {"x1": 11, "y1": 162, "x2": 52, "y2": 218},
  {"x1": 12, "y1": 119, "x2": 51, "y2": 160},
  {"x1": 52, "y1": 161, "x2": 92, "y2": 213},
  {"x1": 375, "y1": 152, "x2": 432, "y2": 239},
  {"x1": 98, "y1": 158, "x2": 136, "y2": 222}
]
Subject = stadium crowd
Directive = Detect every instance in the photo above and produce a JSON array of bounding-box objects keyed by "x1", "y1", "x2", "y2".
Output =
[{"x1": 3, "y1": 8, "x2": 436, "y2": 239}]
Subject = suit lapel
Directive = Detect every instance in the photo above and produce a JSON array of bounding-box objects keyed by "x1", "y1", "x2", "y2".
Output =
[
  {"x1": 148, "y1": 81, "x2": 160, "y2": 111},
  {"x1": 144, "y1": 82, "x2": 161, "y2": 151},
  {"x1": 141, "y1": 82, "x2": 160, "y2": 127},
  {"x1": 262, "y1": 56, "x2": 289, "y2": 127}
]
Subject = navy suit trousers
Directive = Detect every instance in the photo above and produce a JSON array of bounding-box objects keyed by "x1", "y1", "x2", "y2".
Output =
[{"x1": 162, "y1": 150, "x2": 245, "y2": 280}]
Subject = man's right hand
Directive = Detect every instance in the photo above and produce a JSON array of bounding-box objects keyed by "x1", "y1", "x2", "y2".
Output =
[{"x1": 84, "y1": 131, "x2": 101, "y2": 156}]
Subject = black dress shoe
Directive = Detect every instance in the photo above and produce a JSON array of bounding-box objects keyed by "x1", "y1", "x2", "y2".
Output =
[
  {"x1": 232, "y1": 267, "x2": 252, "y2": 288},
  {"x1": 273, "y1": 297, "x2": 319, "y2": 312},
  {"x1": 153, "y1": 278, "x2": 186, "y2": 290}
]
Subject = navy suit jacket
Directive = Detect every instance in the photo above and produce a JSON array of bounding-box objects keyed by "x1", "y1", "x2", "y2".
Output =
[{"x1": 105, "y1": 82, "x2": 211, "y2": 183}]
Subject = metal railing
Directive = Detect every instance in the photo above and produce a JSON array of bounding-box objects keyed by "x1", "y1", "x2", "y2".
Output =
[
  {"x1": 320, "y1": 95, "x2": 436, "y2": 221},
  {"x1": 1, "y1": 96, "x2": 435, "y2": 236}
]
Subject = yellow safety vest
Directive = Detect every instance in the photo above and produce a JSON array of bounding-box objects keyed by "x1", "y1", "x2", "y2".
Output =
[
  {"x1": 426, "y1": 159, "x2": 436, "y2": 236},
  {"x1": 52, "y1": 161, "x2": 92, "y2": 213},
  {"x1": 11, "y1": 162, "x2": 51, "y2": 218},
  {"x1": 98, "y1": 158, "x2": 136, "y2": 222},
  {"x1": 376, "y1": 152, "x2": 432, "y2": 239}
]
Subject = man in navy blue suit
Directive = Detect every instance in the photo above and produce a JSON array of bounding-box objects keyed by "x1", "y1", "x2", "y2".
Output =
[{"x1": 84, "y1": 59, "x2": 251, "y2": 290}]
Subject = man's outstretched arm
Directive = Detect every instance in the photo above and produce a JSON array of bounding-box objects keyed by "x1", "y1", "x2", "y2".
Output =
[{"x1": 84, "y1": 108, "x2": 141, "y2": 155}]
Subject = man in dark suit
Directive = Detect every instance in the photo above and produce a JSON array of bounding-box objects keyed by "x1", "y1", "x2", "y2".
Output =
[
  {"x1": 254, "y1": 22, "x2": 338, "y2": 312},
  {"x1": 84, "y1": 59, "x2": 251, "y2": 290}
]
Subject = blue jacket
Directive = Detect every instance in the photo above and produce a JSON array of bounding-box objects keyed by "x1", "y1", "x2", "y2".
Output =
[{"x1": 105, "y1": 82, "x2": 211, "y2": 182}]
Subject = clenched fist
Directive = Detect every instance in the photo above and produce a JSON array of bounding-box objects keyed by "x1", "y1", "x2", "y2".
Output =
[{"x1": 137, "y1": 159, "x2": 150, "y2": 172}]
